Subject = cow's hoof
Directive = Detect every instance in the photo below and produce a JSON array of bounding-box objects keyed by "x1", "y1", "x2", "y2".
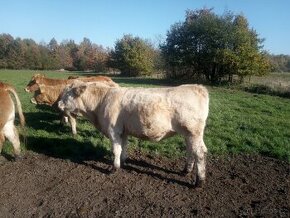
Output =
[
  {"x1": 14, "y1": 155, "x2": 24, "y2": 161},
  {"x1": 194, "y1": 178, "x2": 205, "y2": 190},
  {"x1": 109, "y1": 166, "x2": 118, "y2": 174},
  {"x1": 180, "y1": 168, "x2": 191, "y2": 176},
  {"x1": 120, "y1": 160, "x2": 127, "y2": 168},
  {"x1": 0, "y1": 155, "x2": 7, "y2": 163}
]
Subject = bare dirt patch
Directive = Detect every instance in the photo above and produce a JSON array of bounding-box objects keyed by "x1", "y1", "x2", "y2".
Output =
[{"x1": 0, "y1": 150, "x2": 289, "y2": 217}]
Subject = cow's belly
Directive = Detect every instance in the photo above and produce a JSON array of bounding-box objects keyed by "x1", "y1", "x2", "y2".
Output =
[
  {"x1": 124, "y1": 116, "x2": 175, "y2": 142},
  {"x1": 128, "y1": 128, "x2": 176, "y2": 142}
]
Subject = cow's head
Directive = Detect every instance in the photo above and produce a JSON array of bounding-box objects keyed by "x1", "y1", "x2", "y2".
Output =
[
  {"x1": 58, "y1": 81, "x2": 87, "y2": 114},
  {"x1": 25, "y1": 74, "x2": 45, "y2": 93},
  {"x1": 30, "y1": 84, "x2": 51, "y2": 105},
  {"x1": 31, "y1": 83, "x2": 65, "y2": 106}
]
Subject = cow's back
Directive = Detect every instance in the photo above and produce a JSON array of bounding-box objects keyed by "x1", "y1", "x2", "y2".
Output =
[
  {"x1": 76, "y1": 76, "x2": 119, "y2": 87},
  {"x1": 118, "y1": 85, "x2": 208, "y2": 119},
  {"x1": 40, "y1": 77, "x2": 71, "y2": 86}
]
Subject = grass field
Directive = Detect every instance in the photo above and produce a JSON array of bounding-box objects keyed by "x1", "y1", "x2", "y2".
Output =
[{"x1": 0, "y1": 70, "x2": 289, "y2": 162}]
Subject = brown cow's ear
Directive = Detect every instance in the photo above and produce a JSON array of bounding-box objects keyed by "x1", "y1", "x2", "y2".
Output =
[
  {"x1": 74, "y1": 85, "x2": 87, "y2": 96},
  {"x1": 34, "y1": 74, "x2": 45, "y2": 81},
  {"x1": 37, "y1": 74, "x2": 45, "y2": 78}
]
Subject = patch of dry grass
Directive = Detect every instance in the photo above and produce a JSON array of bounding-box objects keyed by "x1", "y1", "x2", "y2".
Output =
[{"x1": 242, "y1": 73, "x2": 290, "y2": 98}]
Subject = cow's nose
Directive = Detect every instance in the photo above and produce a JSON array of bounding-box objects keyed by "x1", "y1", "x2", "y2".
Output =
[
  {"x1": 30, "y1": 98, "x2": 37, "y2": 104},
  {"x1": 24, "y1": 87, "x2": 30, "y2": 92}
]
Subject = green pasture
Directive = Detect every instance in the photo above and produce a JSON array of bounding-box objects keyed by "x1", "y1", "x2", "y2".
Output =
[{"x1": 0, "y1": 70, "x2": 289, "y2": 162}]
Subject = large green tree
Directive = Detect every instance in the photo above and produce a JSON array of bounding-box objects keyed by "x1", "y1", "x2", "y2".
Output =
[
  {"x1": 110, "y1": 35, "x2": 156, "y2": 76},
  {"x1": 161, "y1": 9, "x2": 270, "y2": 84}
]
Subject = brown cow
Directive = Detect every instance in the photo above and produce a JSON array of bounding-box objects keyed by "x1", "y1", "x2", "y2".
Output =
[
  {"x1": 25, "y1": 74, "x2": 70, "y2": 93},
  {"x1": 25, "y1": 74, "x2": 118, "y2": 93},
  {"x1": 25, "y1": 74, "x2": 119, "y2": 135},
  {"x1": 0, "y1": 82, "x2": 25, "y2": 158},
  {"x1": 32, "y1": 84, "x2": 78, "y2": 134}
]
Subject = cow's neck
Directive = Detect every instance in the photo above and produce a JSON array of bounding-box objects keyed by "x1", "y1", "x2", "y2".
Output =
[{"x1": 79, "y1": 86, "x2": 109, "y2": 126}]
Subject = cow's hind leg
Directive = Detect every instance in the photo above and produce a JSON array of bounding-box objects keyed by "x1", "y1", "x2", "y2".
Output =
[
  {"x1": 0, "y1": 132, "x2": 5, "y2": 154},
  {"x1": 3, "y1": 121, "x2": 21, "y2": 158},
  {"x1": 0, "y1": 132, "x2": 6, "y2": 162},
  {"x1": 121, "y1": 135, "x2": 128, "y2": 166},
  {"x1": 183, "y1": 137, "x2": 196, "y2": 175},
  {"x1": 185, "y1": 135, "x2": 207, "y2": 188}
]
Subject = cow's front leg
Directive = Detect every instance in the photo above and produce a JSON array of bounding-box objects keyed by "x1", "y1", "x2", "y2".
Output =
[
  {"x1": 68, "y1": 114, "x2": 77, "y2": 135},
  {"x1": 111, "y1": 138, "x2": 123, "y2": 170}
]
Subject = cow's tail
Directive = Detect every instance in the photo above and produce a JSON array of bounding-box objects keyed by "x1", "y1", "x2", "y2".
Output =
[{"x1": 7, "y1": 86, "x2": 25, "y2": 127}]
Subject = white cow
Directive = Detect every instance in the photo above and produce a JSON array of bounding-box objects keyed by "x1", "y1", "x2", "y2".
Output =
[{"x1": 58, "y1": 81, "x2": 209, "y2": 187}]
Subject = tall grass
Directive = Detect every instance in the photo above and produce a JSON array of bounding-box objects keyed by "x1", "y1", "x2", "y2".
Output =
[
  {"x1": 0, "y1": 70, "x2": 289, "y2": 162},
  {"x1": 242, "y1": 73, "x2": 290, "y2": 98}
]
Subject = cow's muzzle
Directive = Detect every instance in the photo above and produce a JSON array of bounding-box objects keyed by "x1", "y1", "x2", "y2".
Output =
[
  {"x1": 30, "y1": 98, "x2": 37, "y2": 104},
  {"x1": 58, "y1": 101, "x2": 65, "y2": 111}
]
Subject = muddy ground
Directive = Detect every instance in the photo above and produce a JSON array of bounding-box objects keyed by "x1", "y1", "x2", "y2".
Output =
[{"x1": 0, "y1": 150, "x2": 289, "y2": 217}]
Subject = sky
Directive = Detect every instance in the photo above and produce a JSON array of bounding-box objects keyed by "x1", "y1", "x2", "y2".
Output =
[{"x1": 0, "y1": 0, "x2": 289, "y2": 55}]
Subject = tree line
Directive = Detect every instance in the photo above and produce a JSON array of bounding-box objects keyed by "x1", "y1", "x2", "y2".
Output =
[
  {"x1": 0, "y1": 9, "x2": 289, "y2": 84},
  {"x1": 267, "y1": 54, "x2": 290, "y2": 72},
  {"x1": 0, "y1": 34, "x2": 110, "y2": 72}
]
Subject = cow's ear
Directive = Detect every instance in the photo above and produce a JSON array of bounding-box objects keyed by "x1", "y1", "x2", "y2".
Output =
[
  {"x1": 37, "y1": 74, "x2": 45, "y2": 78},
  {"x1": 74, "y1": 85, "x2": 87, "y2": 96}
]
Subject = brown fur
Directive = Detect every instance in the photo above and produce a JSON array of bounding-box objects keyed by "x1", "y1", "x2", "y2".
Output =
[
  {"x1": 0, "y1": 82, "x2": 25, "y2": 157},
  {"x1": 34, "y1": 84, "x2": 67, "y2": 106},
  {"x1": 0, "y1": 82, "x2": 25, "y2": 127},
  {"x1": 25, "y1": 74, "x2": 71, "y2": 93},
  {"x1": 25, "y1": 74, "x2": 119, "y2": 93}
]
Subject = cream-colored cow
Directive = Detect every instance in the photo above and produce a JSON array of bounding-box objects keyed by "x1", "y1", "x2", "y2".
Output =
[
  {"x1": 58, "y1": 81, "x2": 209, "y2": 187},
  {"x1": 0, "y1": 82, "x2": 25, "y2": 159}
]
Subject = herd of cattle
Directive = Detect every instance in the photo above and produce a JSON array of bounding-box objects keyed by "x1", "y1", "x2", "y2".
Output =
[{"x1": 0, "y1": 74, "x2": 209, "y2": 188}]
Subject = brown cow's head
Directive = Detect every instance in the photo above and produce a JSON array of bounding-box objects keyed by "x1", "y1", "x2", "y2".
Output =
[
  {"x1": 25, "y1": 74, "x2": 45, "y2": 93},
  {"x1": 31, "y1": 89, "x2": 46, "y2": 105},
  {"x1": 31, "y1": 83, "x2": 62, "y2": 106}
]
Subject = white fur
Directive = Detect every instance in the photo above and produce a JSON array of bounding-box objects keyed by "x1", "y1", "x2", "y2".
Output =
[{"x1": 59, "y1": 82, "x2": 209, "y2": 185}]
